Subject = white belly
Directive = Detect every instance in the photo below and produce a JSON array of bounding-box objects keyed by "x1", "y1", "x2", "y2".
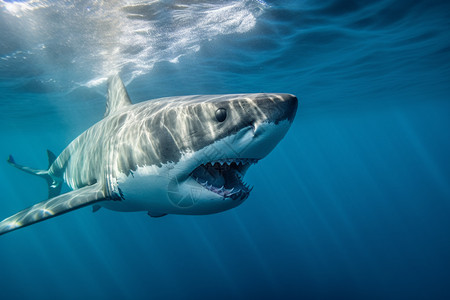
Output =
[{"x1": 100, "y1": 164, "x2": 172, "y2": 213}]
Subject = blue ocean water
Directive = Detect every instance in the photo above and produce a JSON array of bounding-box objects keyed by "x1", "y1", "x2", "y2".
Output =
[{"x1": 1, "y1": 0, "x2": 449, "y2": 299}]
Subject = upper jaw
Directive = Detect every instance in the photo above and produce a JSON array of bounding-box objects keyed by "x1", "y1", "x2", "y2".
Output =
[
  {"x1": 203, "y1": 158, "x2": 258, "y2": 170},
  {"x1": 190, "y1": 158, "x2": 258, "y2": 175}
]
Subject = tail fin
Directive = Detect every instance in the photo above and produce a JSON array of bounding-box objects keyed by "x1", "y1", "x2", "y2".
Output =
[
  {"x1": 7, "y1": 150, "x2": 62, "y2": 199},
  {"x1": 46, "y1": 149, "x2": 57, "y2": 168}
]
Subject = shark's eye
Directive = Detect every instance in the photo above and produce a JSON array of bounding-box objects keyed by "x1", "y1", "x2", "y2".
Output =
[{"x1": 215, "y1": 108, "x2": 227, "y2": 122}]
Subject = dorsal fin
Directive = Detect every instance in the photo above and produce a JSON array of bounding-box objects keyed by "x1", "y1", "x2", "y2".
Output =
[{"x1": 105, "y1": 75, "x2": 132, "y2": 117}]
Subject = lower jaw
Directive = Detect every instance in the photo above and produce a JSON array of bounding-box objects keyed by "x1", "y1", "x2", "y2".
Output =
[{"x1": 193, "y1": 176, "x2": 252, "y2": 201}]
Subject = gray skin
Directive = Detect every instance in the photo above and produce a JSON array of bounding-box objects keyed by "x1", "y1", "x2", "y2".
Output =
[{"x1": 0, "y1": 75, "x2": 297, "y2": 235}]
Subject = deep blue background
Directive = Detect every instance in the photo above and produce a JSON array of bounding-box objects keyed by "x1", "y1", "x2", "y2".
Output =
[{"x1": 1, "y1": 1, "x2": 449, "y2": 299}]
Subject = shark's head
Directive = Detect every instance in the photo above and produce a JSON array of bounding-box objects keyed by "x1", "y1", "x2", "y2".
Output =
[
  {"x1": 159, "y1": 93, "x2": 298, "y2": 214},
  {"x1": 99, "y1": 77, "x2": 297, "y2": 216}
]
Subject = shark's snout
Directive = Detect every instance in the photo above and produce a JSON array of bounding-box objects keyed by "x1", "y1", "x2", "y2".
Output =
[
  {"x1": 279, "y1": 94, "x2": 298, "y2": 123},
  {"x1": 246, "y1": 93, "x2": 298, "y2": 130},
  {"x1": 249, "y1": 93, "x2": 298, "y2": 137}
]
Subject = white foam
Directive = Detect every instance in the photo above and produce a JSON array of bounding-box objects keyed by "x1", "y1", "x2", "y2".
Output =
[
  {"x1": 1, "y1": 0, "x2": 266, "y2": 87},
  {"x1": 1, "y1": 0, "x2": 48, "y2": 18}
]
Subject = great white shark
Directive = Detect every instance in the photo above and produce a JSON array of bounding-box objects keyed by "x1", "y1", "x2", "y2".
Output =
[{"x1": 0, "y1": 75, "x2": 297, "y2": 236}]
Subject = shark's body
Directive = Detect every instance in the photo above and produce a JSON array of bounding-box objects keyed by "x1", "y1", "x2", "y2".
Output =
[{"x1": 0, "y1": 75, "x2": 297, "y2": 235}]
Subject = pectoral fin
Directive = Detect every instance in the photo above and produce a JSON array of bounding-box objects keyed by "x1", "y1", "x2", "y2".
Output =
[{"x1": 0, "y1": 183, "x2": 108, "y2": 236}]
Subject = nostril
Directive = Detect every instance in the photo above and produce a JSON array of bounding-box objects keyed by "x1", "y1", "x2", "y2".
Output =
[
  {"x1": 248, "y1": 122, "x2": 256, "y2": 133},
  {"x1": 251, "y1": 123, "x2": 261, "y2": 137}
]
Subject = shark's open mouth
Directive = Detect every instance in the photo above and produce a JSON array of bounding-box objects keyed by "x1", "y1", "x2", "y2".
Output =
[{"x1": 191, "y1": 159, "x2": 258, "y2": 201}]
